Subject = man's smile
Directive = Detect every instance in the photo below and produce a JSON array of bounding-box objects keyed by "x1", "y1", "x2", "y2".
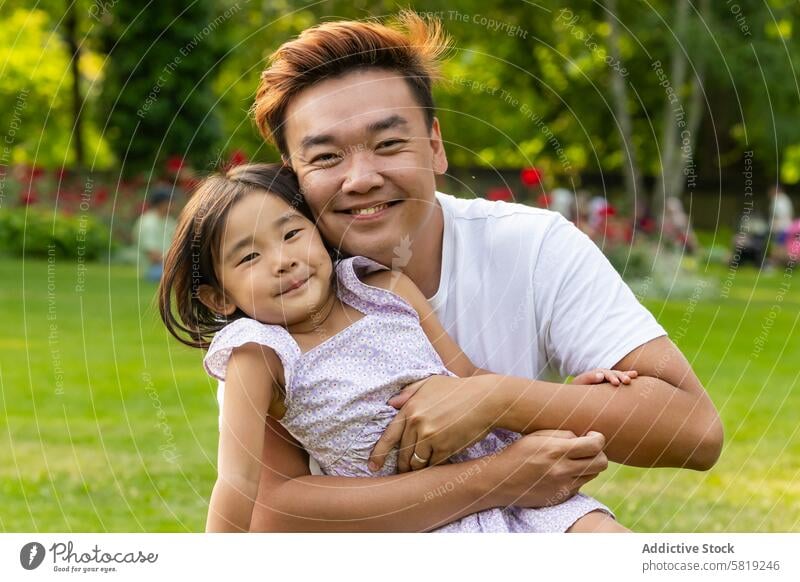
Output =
[{"x1": 337, "y1": 200, "x2": 403, "y2": 220}]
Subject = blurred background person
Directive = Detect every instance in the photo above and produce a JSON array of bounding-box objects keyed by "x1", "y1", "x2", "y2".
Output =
[
  {"x1": 663, "y1": 195, "x2": 698, "y2": 254},
  {"x1": 768, "y1": 184, "x2": 794, "y2": 265},
  {"x1": 134, "y1": 186, "x2": 177, "y2": 282}
]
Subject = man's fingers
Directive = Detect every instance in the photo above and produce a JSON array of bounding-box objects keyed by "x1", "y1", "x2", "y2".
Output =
[
  {"x1": 387, "y1": 388, "x2": 413, "y2": 409},
  {"x1": 570, "y1": 452, "x2": 609, "y2": 477},
  {"x1": 429, "y1": 448, "x2": 450, "y2": 467},
  {"x1": 409, "y1": 442, "x2": 433, "y2": 471},
  {"x1": 396, "y1": 422, "x2": 418, "y2": 473},
  {"x1": 386, "y1": 376, "x2": 431, "y2": 408},
  {"x1": 368, "y1": 413, "x2": 406, "y2": 472},
  {"x1": 565, "y1": 431, "x2": 606, "y2": 459}
]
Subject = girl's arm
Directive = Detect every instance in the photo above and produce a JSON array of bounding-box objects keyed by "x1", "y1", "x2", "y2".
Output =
[{"x1": 206, "y1": 343, "x2": 281, "y2": 532}]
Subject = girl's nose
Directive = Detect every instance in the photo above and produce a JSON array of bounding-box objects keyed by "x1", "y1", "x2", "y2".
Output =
[{"x1": 275, "y1": 256, "x2": 298, "y2": 275}]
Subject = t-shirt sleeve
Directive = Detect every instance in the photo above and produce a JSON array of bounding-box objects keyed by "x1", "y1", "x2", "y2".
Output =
[{"x1": 533, "y1": 215, "x2": 667, "y2": 378}]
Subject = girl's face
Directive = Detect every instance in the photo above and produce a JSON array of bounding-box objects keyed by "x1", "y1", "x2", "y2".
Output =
[{"x1": 205, "y1": 190, "x2": 334, "y2": 327}]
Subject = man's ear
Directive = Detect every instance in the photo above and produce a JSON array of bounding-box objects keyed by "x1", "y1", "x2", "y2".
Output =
[
  {"x1": 429, "y1": 117, "x2": 448, "y2": 175},
  {"x1": 281, "y1": 153, "x2": 293, "y2": 170},
  {"x1": 196, "y1": 284, "x2": 237, "y2": 317}
]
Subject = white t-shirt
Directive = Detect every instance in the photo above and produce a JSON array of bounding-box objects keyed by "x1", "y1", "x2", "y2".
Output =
[
  {"x1": 771, "y1": 192, "x2": 794, "y2": 233},
  {"x1": 429, "y1": 192, "x2": 666, "y2": 380}
]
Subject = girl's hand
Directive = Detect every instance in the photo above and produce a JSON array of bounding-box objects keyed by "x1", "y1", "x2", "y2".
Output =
[{"x1": 572, "y1": 369, "x2": 638, "y2": 386}]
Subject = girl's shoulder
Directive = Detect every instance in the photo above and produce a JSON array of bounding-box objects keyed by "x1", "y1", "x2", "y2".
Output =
[
  {"x1": 203, "y1": 317, "x2": 300, "y2": 384},
  {"x1": 336, "y1": 256, "x2": 422, "y2": 320}
]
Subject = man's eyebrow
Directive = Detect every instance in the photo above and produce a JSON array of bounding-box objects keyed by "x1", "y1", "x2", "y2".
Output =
[
  {"x1": 300, "y1": 133, "x2": 336, "y2": 151},
  {"x1": 298, "y1": 115, "x2": 409, "y2": 152},
  {"x1": 366, "y1": 114, "x2": 408, "y2": 134}
]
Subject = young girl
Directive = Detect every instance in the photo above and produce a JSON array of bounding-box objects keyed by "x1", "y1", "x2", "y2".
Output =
[{"x1": 159, "y1": 163, "x2": 636, "y2": 533}]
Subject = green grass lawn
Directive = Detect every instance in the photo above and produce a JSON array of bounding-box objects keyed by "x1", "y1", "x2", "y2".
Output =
[{"x1": 1, "y1": 252, "x2": 798, "y2": 532}]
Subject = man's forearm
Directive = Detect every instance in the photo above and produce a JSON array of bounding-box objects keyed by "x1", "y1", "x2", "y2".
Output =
[
  {"x1": 250, "y1": 458, "x2": 495, "y2": 532},
  {"x1": 491, "y1": 374, "x2": 721, "y2": 469}
]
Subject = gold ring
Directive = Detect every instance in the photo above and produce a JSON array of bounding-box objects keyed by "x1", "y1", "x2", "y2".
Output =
[{"x1": 412, "y1": 452, "x2": 429, "y2": 464}]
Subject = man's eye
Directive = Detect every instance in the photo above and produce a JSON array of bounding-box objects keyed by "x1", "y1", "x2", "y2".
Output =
[
  {"x1": 237, "y1": 252, "x2": 258, "y2": 266},
  {"x1": 311, "y1": 153, "x2": 341, "y2": 167},
  {"x1": 378, "y1": 139, "x2": 405, "y2": 149},
  {"x1": 284, "y1": 229, "x2": 301, "y2": 241}
]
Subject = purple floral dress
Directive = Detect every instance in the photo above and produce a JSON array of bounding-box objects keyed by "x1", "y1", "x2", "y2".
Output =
[{"x1": 204, "y1": 256, "x2": 613, "y2": 532}]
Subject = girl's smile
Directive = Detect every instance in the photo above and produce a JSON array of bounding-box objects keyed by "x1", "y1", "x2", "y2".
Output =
[{"x1": 278, "y1": 275, "x2": 311, "y2": 296}]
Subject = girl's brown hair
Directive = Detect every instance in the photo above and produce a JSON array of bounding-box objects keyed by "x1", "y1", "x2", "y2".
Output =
[
  {"x1": 253, "y1": 10, "x2": 451, "y2": 154},
  {"x1": 158, "y1": 163, "x2": 313, "y2": 349}
]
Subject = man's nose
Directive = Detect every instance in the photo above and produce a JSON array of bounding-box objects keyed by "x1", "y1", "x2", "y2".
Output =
[{"x1": 341, "y1": 151, "x2": 384, "y2": 195}]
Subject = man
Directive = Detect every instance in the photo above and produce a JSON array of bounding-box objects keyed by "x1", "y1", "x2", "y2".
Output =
[
  {"x1": 229, "y1": 11, "x2": 722, "y2": 532},
  {"x1": 134, "y1": 187, "x2": 177, "y2": 282}
]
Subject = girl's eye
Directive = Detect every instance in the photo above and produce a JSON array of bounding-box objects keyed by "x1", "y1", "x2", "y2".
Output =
[
  {"x1": 237, "y1": 252, "x2": 258, "y2": 266},
  {"x1": 284, "y1": 229, "x2": 301, "y2": 241}
]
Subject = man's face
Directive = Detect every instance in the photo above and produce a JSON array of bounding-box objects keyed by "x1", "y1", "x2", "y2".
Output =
[{"x1": 282, "y1": 69, "x2": 448, "y2": 261}]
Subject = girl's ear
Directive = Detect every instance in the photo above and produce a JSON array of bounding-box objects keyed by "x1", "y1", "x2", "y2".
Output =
[{"x1": 197, "y1": 284, "x2": 237, "y2": 317}]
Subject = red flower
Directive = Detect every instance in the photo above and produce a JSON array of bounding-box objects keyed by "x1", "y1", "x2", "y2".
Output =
[
  {"x1": 600, "y1": 205, "x2": 616, "y2": 217},
  {"x1": 21, "y1": 165, "x2": 45, "y2": 181},
  {"x1": 536, "y1": 193, "x2": 551, "y2": 208},
  {"x1": 520, "y1": 167, "x2": 542, "y2": 187},
  {"x1": 229, "y1": 149, "x2": 248, "y2": 167},
  {"x1": 96, "y1": 188, "x2": 109, "y2": 204},
  {"x1": 487, "y1": 186, "x2": 513, "y2": 201},
  {"x1": 20, "y1": 189, "x2": 38, "y2": 205},
  {"x1": 166, "y1": 155, "x2": 185, "y2": 173}
]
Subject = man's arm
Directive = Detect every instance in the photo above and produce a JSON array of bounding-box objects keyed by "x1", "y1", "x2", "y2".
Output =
[
  {"x1": 248, "y1": 415, "x2": 608, "y2": 532},
  {"x1": 494, "y1": 336, "x2": 723, "y2": 470},
  {"x1": 249, "y1": 416, "x2": 494, "y2": 532},
  {"x1": 366, "y1": 269, "x2": 722, "y2": 472}
]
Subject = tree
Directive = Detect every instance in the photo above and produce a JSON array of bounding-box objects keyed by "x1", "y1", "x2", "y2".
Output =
[
  {"x1": 604, "y1": 0, "x2": 644, "y2": 210},
  {"x1": 99, "y1": 1, "x2": 224, "y2": 176}
]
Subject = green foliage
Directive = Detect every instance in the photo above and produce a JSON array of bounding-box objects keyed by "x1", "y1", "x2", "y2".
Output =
[
  {"x1": 0, "y1": 206, "x2": 114, "y2": 260},
  {"x1": 3, "y1": 0, "x2": 800, "y2": 188},
  {"x1": 98, "y1": 1, "x2": 224, "y2": 175},
  {"x1": 0, "y1": 6, "x2": 112, "y2": 168}
]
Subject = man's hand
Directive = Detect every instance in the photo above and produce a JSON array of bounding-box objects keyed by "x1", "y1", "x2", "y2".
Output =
[
  {"x1": 483, "y1": 430, "x2": 609, "y2": 508},
  {"x1": 368, "y1": 374, "x2": 500, "y2": 473}
]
